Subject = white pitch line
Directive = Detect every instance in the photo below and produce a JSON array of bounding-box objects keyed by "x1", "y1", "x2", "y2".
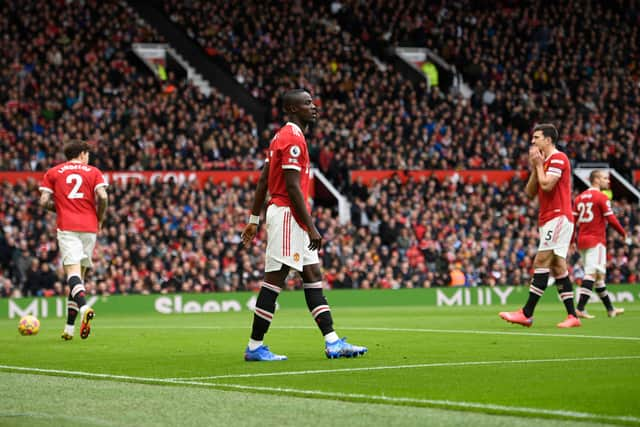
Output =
[
  {"x1": 169, "y1": 355, "x2": 640, "y2": 381},
  {"x1": 0, "y1": 364, "x2": 637, "y2": 425},
  {"x1": 347, "y1": 326, "x2": 640, "y2": 342},
  {"x1": 102, "y1": 325, "x2": 640, "y2": 341}
]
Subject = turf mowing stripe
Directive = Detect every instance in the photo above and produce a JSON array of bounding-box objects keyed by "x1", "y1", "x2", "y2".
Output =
[
  {"x1": 0, "y1": 366, "x2": 637, "y2": 425},
  {"x1": 102, "y1": 325, "x2": 640, "y2": 341},
  {"x1": 170, "y1": 355, "x2": 640, "y2": 380},
  {"x1": 203, "y1": 382, "x2": 640, "y2": 425},
  {"x1": 0, "y1": 412, "x2": 118, "y2": 427}
]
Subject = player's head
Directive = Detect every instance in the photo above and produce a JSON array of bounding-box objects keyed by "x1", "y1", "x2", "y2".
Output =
[
  {"x1": 531, "y1": 123, "x2": 558, "y2": 152},
  {"x1": 281, "y1": 89, "x2": 317, "y2": 126},
  {"x1": 63, "y1": 140, "x2": 92, "y2": 164},
  {"x1": 589, "y1": 169, "x2": 610, "y2": 190}
]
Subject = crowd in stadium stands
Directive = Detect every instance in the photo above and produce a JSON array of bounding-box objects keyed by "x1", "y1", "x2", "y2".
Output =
[
  {"x1": 2, "y1": 0, "x2": 638, "y2": 181},
  {"x1": 339, "y1": 0, "x2": 640, "y2": 175},
  {"x1": 1, "y1": 1, "x2": 640, "y2": 297},
  {"x1": 0, "y1": 0, "x2": 262, "y2": 173},
  {"x1": 1, "y1": 176, "x2": 638, "y2": 298},
  {"x1": 164, "y1": 0, "x2": 640, "y2": 183}
]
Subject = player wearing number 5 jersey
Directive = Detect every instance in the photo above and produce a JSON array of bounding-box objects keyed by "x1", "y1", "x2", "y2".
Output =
[
  {"x1": 573, "y1": 170, "x2": 627, "y2": 319},
  {"x1": 500, "y1": 124, "x2": 581, "y2": 328},
  {"x1": 39, "y1": 140, "x2": 108, "y2": 340}
]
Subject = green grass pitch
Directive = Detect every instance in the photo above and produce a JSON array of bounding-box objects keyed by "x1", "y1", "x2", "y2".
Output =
[{"x1": 1, "y1": 303, "x2": 639, "y2": 426}]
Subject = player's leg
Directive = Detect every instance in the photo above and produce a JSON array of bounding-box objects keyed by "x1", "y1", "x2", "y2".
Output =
[
  {"x1": 576, "y1": 275, "x2": 596, "y2": 318},
  {"x1": 499, "y1": 249, "x2": 551, "y2": 326},
  {"x1": 593, "y1": 274, "x2": 624, "y2": 317},
  {"x1": 576, "y1": 248, "x2": 597, "y2": 319},
  {"x1": 245, "y1": 265, "x2": 289, "y2": 361},
  {"x1": 301, "y1": 263, "x2": 367, "y2": 359},
  {"x1": 77, "y1": 233, "x2": 97, "y2": 339},
  {"x1": 546, "y1": 218, "x2": 580, "y2": 327},
  {"x1": 61, "y1": 263, "x2": 84, "y2": 339},
  {"x1": 60, "y1": 250, "x2": 91, "y2": 339},
  {"x1": 551, "y1": 256, "x2": 580, "y2": 328},
  {"x1": 244, "y1": 205, "x2": 290, "y2": 361},
  {"x1": 62, "y1": 291, "x2": 79, "y2": 340},
  {"x1": 57, "y1": 231, "x2": 84, "y2": 339}
]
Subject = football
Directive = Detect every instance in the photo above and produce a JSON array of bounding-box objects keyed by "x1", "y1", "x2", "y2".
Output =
[{"x1": 18, "y1": 315, "x2": 40, "y2": 336}]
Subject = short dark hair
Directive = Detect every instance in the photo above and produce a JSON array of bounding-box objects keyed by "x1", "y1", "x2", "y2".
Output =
[
  {"x1": 63, "y1": 140, "x2": 92, "y2": 160},
  {"x1": 533, "y1": 123, "x2": 558, "y2": 144},
  {"x1": 281, "y1": 88, "x2": 308, "y2": 110}
]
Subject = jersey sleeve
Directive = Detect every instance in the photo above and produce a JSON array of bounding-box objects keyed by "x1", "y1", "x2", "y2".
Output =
[
  {"x1": 601, "y1": 196, "x2": 614, "y2": 216},
  {"x1": 278, "y1": 130, "x2": 305, "y2": 172},
  {"x1": 547, "y1": 153, "x2": 568, "y2": 177},
  {"x1": 93, "y1": 168, "x2": 108, "y2": 192},
  {"x1": 39, "y1": 169, "x2": 54, "y2": 193}
]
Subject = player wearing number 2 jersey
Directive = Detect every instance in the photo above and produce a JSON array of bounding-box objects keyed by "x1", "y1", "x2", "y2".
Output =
[
  {"x1": 573, "y1": 170, "x2": 627, "y2": 319},
  {"x1": 500, "y1": 124, "x2": 581, "y2": 328},
  {"x1": 39, "y1": 140, "x2": 108, "y2": 340}
]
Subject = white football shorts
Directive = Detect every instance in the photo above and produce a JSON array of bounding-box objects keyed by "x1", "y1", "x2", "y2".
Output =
[
  {"x1": 57, "y1": 230, "x2": 97, "y2": 268},
  {"x1": 580, "y1": 244, "x2": 607, "y2": 276},
  {"x1": 537, "y1": 215, "x2": 574, "y2": 259},
  {"x1": 265, "y1": 204, "x2": 319, "y2": 272}
]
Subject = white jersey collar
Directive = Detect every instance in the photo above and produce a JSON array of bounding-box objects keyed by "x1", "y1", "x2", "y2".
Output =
[
  {"x1": 286, "y1": 122, "x2": 303, "y2": 134},
  {"x1": 544, "y1": 148, "x2": 559, "y2": 161}
]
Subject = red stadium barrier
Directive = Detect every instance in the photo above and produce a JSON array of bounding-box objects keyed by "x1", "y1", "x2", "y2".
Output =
[
  {"x1": 350, "y1": 170, "x2": 528, "y2": 186},
  {"x1": 1, "y1": 170, "x2": 532, "y2": 188},
  {"x1": 0, "y1": 171, "x2": 262, "y2": 188}
]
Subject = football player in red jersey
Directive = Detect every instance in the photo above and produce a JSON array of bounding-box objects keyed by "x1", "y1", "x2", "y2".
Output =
[
  {"x1": 500, "y1": 124, "x2": 581, "y2": 328},
  {"x1": 573, "y1": 170, "x2": 627, "y2": 318},
  {"x1": 39, "y1": 140, "x2": 108, "y2": 340},
  {"x1": 241, "y1": 89, "x2": 367, "y2": 360}
]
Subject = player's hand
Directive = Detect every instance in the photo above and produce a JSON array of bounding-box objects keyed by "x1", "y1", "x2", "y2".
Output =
[
  {"x1": 529, "y1": 146, "x2": 543, "y2": 167},
  {"x1": 307, "y1": 225, "x2": 322, "y2": 251},
  {"x1": 625, "y1": 236, "x2": 633, "y2": 246},
  {"x1": 241, "y1": 223, "x2": 258, "y2": 247}
]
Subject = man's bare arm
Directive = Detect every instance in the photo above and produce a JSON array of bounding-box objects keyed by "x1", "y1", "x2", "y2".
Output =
[
  {"x1": 96, "y1": 186, "x2": 108, "y2": 227},
  {"x1": 250, "y1": 164, "x2": 270, "y2": 216},
  {"x1": 525, "y1": 171, "x2": 538, "y2": 200},
  {"x1": 241, "y1": 164, "x2": 269, "y2": 247},
  {"x1": 39, "y1": 191, "x2": 56, "y2": 212}
]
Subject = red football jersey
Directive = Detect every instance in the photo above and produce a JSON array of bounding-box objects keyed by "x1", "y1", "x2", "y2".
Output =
[
  {"x1": 266, "y1": 122, "x2": 311, "y2": 229},
  {"x1": 574, "y1": 188, "x2": 614, "y2": 249},
  {"x1": 538, "y1": 150, "x2": 573, "y2": 226},
  {"x1": 39, "y1": 161, "x2": 108, "y2": 232}
]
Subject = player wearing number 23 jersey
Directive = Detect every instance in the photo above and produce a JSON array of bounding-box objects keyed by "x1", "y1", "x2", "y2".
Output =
[
  {"x1": 572, "y1": 170, "x2": 626, "y2": 318},
  {"x1": 574, "y1": 187, "x2": 625, "y2": 251}
]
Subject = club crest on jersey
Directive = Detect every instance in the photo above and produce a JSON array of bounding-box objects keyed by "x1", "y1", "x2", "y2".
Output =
[
  {"x1": 289, "y1": 145, "x2": 301, "y2": 157},
  {"x1": 293, "y1": 253, "x2": 300, "y2": 262}
]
